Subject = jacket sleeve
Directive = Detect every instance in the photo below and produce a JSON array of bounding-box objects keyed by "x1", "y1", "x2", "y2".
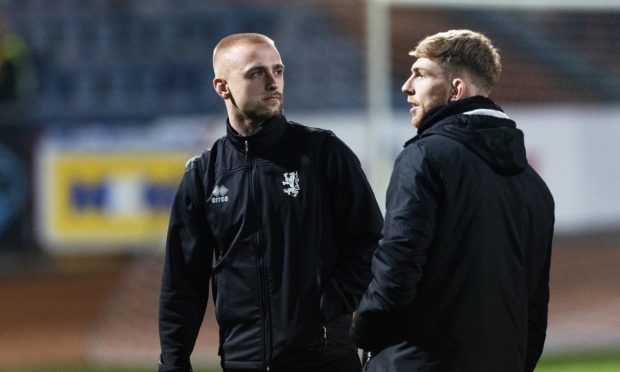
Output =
[
  {"x1": 525, "y1": 250, "x2": 550, "y2": 371},
  {"x1": 525, "y1": 202, "x2": 555, "y2": 371},
  {"x1": 318, "y1": 133, "x2": 384, "y2": 322},
  {"x1": 159, "y1": 156, "x2": 213, "y2": 372},
  {"x1": 351, "y1": 143, "x2": 440, "y2": 351}
]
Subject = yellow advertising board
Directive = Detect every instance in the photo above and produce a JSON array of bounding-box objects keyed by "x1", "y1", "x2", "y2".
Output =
[{"x1": 40, "y1": 151, "x2": 192, "y2": 251}]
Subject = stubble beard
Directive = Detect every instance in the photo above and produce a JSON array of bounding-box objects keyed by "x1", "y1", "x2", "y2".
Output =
[
  {"x1": 412, "y1": 107, "x2": 425, "y2": 128},
  {"x1": 248, "y1": 97, "x2": 284, "y2": 123},
  {"x1": 255, "y1": 102, "x2": 283, "y2": 121},
  {"x1": 412, "y1": 92, "x2": 451, "y2": 128}
]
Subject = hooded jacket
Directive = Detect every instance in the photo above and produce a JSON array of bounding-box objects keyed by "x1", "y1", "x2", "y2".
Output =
[
  {"x1": 351, "y1": 96, "x2": 555, "y2": 372},
  {"x1": 159, "y1": 115, "x2": 383, "y2": 371}
]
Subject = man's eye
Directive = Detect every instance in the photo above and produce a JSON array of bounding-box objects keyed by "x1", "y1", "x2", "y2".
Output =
[
  {"x1": 274, "y1": 69, "x2": 284, "y2": 76},
  {"x1": 251, "y1": 71, "x2": 263, "y2": 78}
]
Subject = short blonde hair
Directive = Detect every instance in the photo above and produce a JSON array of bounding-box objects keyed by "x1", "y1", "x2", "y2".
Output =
[
  {"x1": 212, "y1": 33, "x2": 275, "y2": 75},
  {"x1": 411, "y1": 29, "x2": 501, "y2": 94}
]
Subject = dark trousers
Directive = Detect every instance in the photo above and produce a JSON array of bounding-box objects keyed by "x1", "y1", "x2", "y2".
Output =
[{"x1": 224, "y1": 353, "x2": 362, "y2": 372}]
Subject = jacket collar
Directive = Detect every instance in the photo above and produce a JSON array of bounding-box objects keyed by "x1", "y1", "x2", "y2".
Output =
[
  {"x1": 226, "y1": 115, "x2": 288, "y2": 155},
  {"x1": 405, "y1": 96, "x2": 527, "y2": 175},
  {"x1": 416, "y1": 96, "x2": 504, "y2": 136}
]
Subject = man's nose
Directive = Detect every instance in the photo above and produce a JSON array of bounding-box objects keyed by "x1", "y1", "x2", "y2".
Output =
[
  {"x1": 266, "y1": 73, "x2": 277, "y2": 90},
  {"x1": 402, "y1": 77, "x2": 413, "y2": 95},
  {"x1": 400, "y1": 79, "x2": 411, "y2": 94}
]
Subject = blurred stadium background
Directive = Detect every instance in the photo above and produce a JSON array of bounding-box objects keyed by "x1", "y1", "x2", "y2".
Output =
[{"x1": 1, "y1": 0, "x2": 620, "y2": 370}]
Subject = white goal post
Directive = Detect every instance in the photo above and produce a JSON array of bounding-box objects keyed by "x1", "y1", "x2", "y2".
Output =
[{"x1": 365, "y1": 0, "x2": 620, "y2": 208}]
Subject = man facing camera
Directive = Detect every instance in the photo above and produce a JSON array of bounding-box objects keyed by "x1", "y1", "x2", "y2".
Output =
[{"x1": 159, "y1": 33, "x2": 383, "y2": 372}]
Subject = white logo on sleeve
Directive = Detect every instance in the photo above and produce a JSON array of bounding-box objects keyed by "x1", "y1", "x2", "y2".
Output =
[
  {"x1": 282, "y1": 171, "x2": 300, "y2": 197},
  {"x1": 211, "y1": 185, "x2": 229, "y2": 203}
]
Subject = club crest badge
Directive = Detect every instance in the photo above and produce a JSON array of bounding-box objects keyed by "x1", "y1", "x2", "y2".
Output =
[{"x1": 282, "y1": 171, "x2": 300, "y2": 198}]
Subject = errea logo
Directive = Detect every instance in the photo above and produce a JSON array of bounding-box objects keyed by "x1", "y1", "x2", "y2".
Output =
[{"x1": 211, "y1": 185, "x2": 229, "y2": 204}]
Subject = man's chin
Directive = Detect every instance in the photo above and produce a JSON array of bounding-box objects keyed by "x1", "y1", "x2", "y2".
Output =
[
  {"x1": 255, "y1": 108, "x2": 283, "y2": 122},
  {"x1": 412, "y1": 116, "x2": 422, "y2": 128}
]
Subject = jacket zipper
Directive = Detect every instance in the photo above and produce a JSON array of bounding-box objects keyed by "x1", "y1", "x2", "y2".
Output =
[
  {"x1": 246, "y1": 140, "x2": 272, "y2": 370},
  {"x1": 322, "y1": 325, "x2": 328, "y2": 347},
  {"x1": 317, "y1": 269, "x2": 327, "y2": 347},
  {"x1": 362, "y1": 351, "x2": 374, "y2": 370}
]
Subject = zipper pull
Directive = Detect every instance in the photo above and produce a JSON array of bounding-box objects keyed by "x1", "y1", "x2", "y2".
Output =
[
  {"x1": 322, "y1": 325, "x2": 328, "y2": 346},
  {"x1": 244, "y1": 140, "x2": 249, "y2": 160},
  {"x1": 362, "y1": 351, "x2": 374, "y2": 370}
]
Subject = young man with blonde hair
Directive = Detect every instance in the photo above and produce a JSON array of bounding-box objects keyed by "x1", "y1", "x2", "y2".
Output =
[
  {"x1": 159, "y1": 33, "x2": 383, "y2": 372},
  {"x1": 352, "y1": 29, "x2": 555, "y2": 371}
]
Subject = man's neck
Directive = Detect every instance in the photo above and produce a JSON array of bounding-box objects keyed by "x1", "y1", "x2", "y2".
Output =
[{"x1": 230, "y1": 117, "x2": 264, "y2": 137}]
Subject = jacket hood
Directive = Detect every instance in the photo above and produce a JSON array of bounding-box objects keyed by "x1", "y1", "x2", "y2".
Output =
[{"x1": 413, "y1": 96, "x2": 528, "y2": 175}]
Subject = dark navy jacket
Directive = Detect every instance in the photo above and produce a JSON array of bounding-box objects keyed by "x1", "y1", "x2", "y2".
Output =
[
  {"x1": 351, "y1": 97, "x2": 555, "y2": 372},
  {"x1": 159, "y1": 115, "x2": 383, "y2": 371}
]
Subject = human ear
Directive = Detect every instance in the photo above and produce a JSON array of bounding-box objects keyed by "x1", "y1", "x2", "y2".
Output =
[
  {"x1": 450, "y1": 78, "x2": 465, "y2": 101},
  {"x1": 213, "y1": 78, "x2": 230, "y2": 99}
]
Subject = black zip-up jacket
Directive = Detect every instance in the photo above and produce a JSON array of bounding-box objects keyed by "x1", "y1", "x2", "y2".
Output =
[
  {"x1": 159, "y1": 115, "x2": 383, "y2": 371},
  {"x1": 351, "y1": 97, "x2": 555, "y2": 372}
]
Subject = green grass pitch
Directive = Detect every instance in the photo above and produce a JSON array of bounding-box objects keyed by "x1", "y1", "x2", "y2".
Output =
[{"x1": 3, "y1": 351, "x2": 620, "y2": 372}]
